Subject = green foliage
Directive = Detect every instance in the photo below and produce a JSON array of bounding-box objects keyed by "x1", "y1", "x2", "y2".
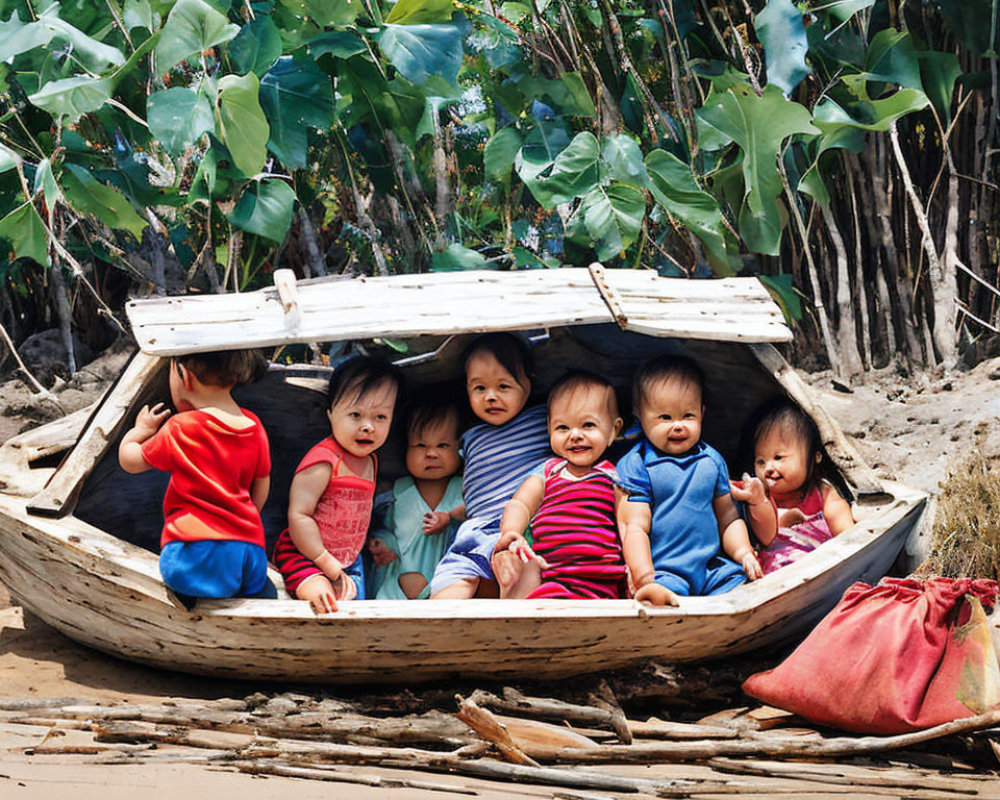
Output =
[
  {"x1": 0, "y1": 0, "x2": 987, "y2": 328},
  {"x1": 756, "y1": 0, "x2": 810, "y2": 95}
]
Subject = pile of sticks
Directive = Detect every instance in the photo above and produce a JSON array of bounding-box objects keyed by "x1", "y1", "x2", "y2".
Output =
[{"x1": 2, "y1": 678, "x2": 999, "y2": 797}]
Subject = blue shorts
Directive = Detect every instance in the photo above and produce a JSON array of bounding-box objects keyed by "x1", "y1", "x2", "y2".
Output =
[
  {"x1": 160, "y1": 540, "x2": 276, "y2": 600},
  {"x1": 654, "y1": 555, "x2": 747, "y2": 597}
]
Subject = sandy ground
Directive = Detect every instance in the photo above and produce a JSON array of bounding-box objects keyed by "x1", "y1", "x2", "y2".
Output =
[{"x1": 1, "y1": 349, "x2": 999, "y2": 796}]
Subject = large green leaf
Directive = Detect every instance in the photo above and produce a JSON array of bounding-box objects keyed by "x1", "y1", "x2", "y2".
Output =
[
  {"x1": 0, "y1": 8, "x2": 124, "y2": 71},
  {"x1": 516, "y1": 131, "x2": 600, "y2": 210},
  {"x1": 755, "y1": 0, "x2": 811, "y2": 96},
  {"x1": 579, "y1": 182, "x2": 646, "y2": 260},
  {"x1": 278, "y1": 0, "x2": 361, "y2": 27},
  {"x1": 60, "y1": 164, "x2": 147, "y2": 240},
  {"x1": 34, "y1": 158, "x2": 63, "y2": 211},
  {"x1": 259, "y1": 56, "x2": 334, "y2": 169},
  {"x1": 0, "y1": 11, "x2": 52, "y2": 62},
  {"x1": 36, "y1": 8, "x2": 126, "y2": 72},
  {"x1": 216, "y1": 72, "x2": 269, "y2": 176},
  {"x1": 308, "y1": 30, "x2": 367, "y2": 60},
  {"x1": 759, "y1": 273, "x2": 802, "y2": 322},
  {"x1": 28, "y1": 76, "x2": 113, "y2": 121},
  {"x1": 822, "y1": 0, "x2": 875, "y2": 23},
  {"x1": 227, "y1": 178, "x2": 296, "y2": 242},
  {"x1": 155, "y1": 0, "x2": 240, "y2": 72},
  {"x1": 0, "y1": 202, "x2": 49, "y2": 266},
  {"x1": 644, "y1": 149, "x2": 736, "y2": 276},
  {"x1": 430, "y1": 242, "x2": 489, "y2": 270},
  {"x1": 865, "y1": 29, "x2": 922, "y2": 90},
  {"x1": 602, "y1": 134, "x2": 647, "y2": 184},
  {"x1": 515, "y1": 73, "x2": 596, "y2": 117},
  {"x1": 123, "y1": 0, "x2": 155, "y2": 32},
  {"x1": 696, "y1": 83, "x2": 819, "y2": 254},
  {"x1": 813, "y1": 87, "x2": 930, "y2": 133},
  {"x1": 385, "y1": 0, "x2": 455, "y2": 25},
  {"x1": 147, "y1": 87, "x2": 216, "y2": 155},
  {"x1": 918, "y1": 50, "x2": 962, "y2": 125},
  {"x1": 228, "y1": 16, "x2": 283, "y2": 76},
  {"x1": 379, "y1": 23, "x2": 463, "y2": 85},
  {"x1": 483, "y1": 126, "x2": 522, "y2": 179},
  {"x1": 0, "y1": 143, "x2": 20, "y2": 174}
]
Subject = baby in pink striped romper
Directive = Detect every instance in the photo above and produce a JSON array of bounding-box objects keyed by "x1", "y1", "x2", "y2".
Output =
[{"x1": 492, "y1": 371, "x2": 627, "y2": 599}]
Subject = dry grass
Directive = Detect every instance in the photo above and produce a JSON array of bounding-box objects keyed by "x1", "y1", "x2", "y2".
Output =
[{"x1": 919, "y1": 451, "x2": 1000, "y2": 581}]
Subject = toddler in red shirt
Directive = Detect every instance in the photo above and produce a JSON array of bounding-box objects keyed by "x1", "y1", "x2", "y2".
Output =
[{"x1": 118, "y1": 349, "x2": 273, "y2": 604}]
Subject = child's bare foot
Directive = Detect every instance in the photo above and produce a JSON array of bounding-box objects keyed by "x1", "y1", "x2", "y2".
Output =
[{"x1": 634, "y1": 582, "x2": 679, "y2": 606}]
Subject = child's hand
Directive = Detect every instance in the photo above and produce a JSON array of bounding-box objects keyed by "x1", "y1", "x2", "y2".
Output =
[
  {"x1": 730, "y1": 474, "x2": 767, "y2": 507},
  {"x1": 492, "y1": 548, "x2": 524, "y2": 596},
  {"x1": 422, "y1": 511, "x2": 450, "y2": 536},
  {"x1": 368, "y1": 538, "x2": 398, "y2": 566},
  {"x1": 297, "y1": 576, "x2": 339, "y2": 614},
  {"x1": 738, "y1": 549, "x2": 764, "y2": 581},
  {"x1": 634, "y1": 582, "x2": 679, "y2": 606},
  {"x1": 134, "y1": 402, "x2": 171, "y2": 440}
]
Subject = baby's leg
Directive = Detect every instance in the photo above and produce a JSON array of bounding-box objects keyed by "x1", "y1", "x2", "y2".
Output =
[
  {"x1": 398, "y1": 572, "x2": 428, "y2": 599},
  {"x1": 493, "y1": 550, "x2": 542, "y2": 598},
  {"x1": 430, "y1": 577, "x2": 479, "y2": 599}
]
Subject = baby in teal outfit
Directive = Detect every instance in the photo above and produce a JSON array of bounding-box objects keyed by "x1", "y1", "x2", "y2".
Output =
[{"x1": 368, "y1": 395, "x2": 465, "y2": 599}]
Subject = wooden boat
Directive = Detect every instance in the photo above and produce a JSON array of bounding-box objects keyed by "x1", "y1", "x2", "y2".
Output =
[{"x1": 0, "y1": 265, "x2": 927, "y2": 683}]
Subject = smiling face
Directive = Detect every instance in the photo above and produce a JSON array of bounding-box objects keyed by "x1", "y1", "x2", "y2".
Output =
[
  {"x1": 465, "y1": 351, "x2": 530, "y2": 426},
  {"x1": 753, "y1": 425, "x2": 818, "y2": 501},
  {"x1": 326, "y1": 377, "x2": 398, "y2": 458},
  {"x1": 405, "y1": 413, "x2": 461, "y2": 481},
  {"x1": 637, "y1": 375, "x2": 704, "y2": 456},
  {"x1": 547, "y1": 384, "x2": 622, "y2": 473}
]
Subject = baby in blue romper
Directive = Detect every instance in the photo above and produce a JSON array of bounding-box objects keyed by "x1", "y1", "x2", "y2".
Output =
[{"x1": 617, "y1": 355, "x2": 763, "y2": 606}]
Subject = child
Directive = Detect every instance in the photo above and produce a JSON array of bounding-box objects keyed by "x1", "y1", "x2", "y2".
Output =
[
  {"x1": 732, "y1": 398, "x2": 855, "y2": 574},
  {"x1": 617, "y1": 355, "x2": 762, "y2": 606},
  {"x1": 272, "y1": 356, "x2": 402, "y2": 613},
  {"x1": 492, "y1": 371, "x2": 627, "y2": 599},
  {"x1": 118, "y1": 349, "x2": 273, "y2": 604},
  {"x1": 367, "y1": 395, "x2": 464, "y2": 599},
  {"x1": 429, "y1": 333, "x2": 551, "y2": 599}
]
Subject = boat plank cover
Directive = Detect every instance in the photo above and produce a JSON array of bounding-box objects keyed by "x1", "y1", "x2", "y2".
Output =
[{"x1": 125, "y1": 268, "x2": 792, "y2": 355}]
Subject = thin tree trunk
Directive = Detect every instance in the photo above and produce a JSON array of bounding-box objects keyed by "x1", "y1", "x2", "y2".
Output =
[
  {"x1": 865, "y1": 139, "x2": 921, "y2": 366},
  {"x1": 779, "y1": 162, "x2": 842, "y2": 375},
  {"x1": 50, "y1": 264, "x2": 76, "y2": 377},
  {"x1": 298, "y1": 206, "x2": 327, "y2": 278},
  {"x1": 842, "y1": 154, "x2": 873, "y2": 369},
  {"x1": 819, "y1": 203, "x2": 863, "y2": 378},
  {"x1": 889, "y1": 120, "x2": 957, "y2": 368}
]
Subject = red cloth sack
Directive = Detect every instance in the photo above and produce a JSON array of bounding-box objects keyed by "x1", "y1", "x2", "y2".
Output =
[{"x1": 742, "y1": 577, "x2": 1000, "y2": 734}]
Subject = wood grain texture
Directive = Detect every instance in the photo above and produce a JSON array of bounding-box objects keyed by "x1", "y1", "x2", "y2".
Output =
[{"x1": 125, "y1": 269, "x2": 791, "y2": 356}]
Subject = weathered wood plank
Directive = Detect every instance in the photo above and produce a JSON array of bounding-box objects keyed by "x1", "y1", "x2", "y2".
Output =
[
  {"x1": 125, "y1": 269, "x2": 792, "y2": 355},
  {"x1": 26, "y1": 351, "x2": 166, "y2": 517}
]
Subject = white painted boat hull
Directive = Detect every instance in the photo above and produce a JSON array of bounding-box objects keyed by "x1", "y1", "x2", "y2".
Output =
[{"x1": 0, "y1": 484, "x2": 925, "y2": 683}]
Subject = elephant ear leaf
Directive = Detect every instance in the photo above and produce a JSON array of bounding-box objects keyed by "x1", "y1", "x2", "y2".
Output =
[
  {"x1": 0, "y1": 202, "x2": 49, "y2": 266},
  {"x1": 696, "y1": 84, "x2": 818, "y2": 255},
  {"x1": 644, "y1": 149, "x2": 738, "y2": 276},
  {"x1": 755, "y1": 0, "x2": 811, "y2": 96},
  {"x1": 60, "y1": 164, "x2": 147, "y2": 240}
]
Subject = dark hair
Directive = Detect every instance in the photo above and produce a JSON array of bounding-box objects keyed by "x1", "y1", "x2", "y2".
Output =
[
  {"x1": 404, "y1": 393, "x2": 461, "y2": 441},
  {"x1": 327, "y1": 355, "x2": 403, "y2": 409},
  {"x1": 746, "y1": 397, "x2": 824, "y2": 491},
  {"x1": 461, "y1": 332, "x2": 532, "y2": 388},
  {"x1": 631, "y1": 355, "x2": 706, "y2": 413},
  {"x1": 176, "y1": 349, "x2": 266, "y2": 387},
  {"x1": 547, "y1": 370, "x2": 618, "y2": 418}
]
